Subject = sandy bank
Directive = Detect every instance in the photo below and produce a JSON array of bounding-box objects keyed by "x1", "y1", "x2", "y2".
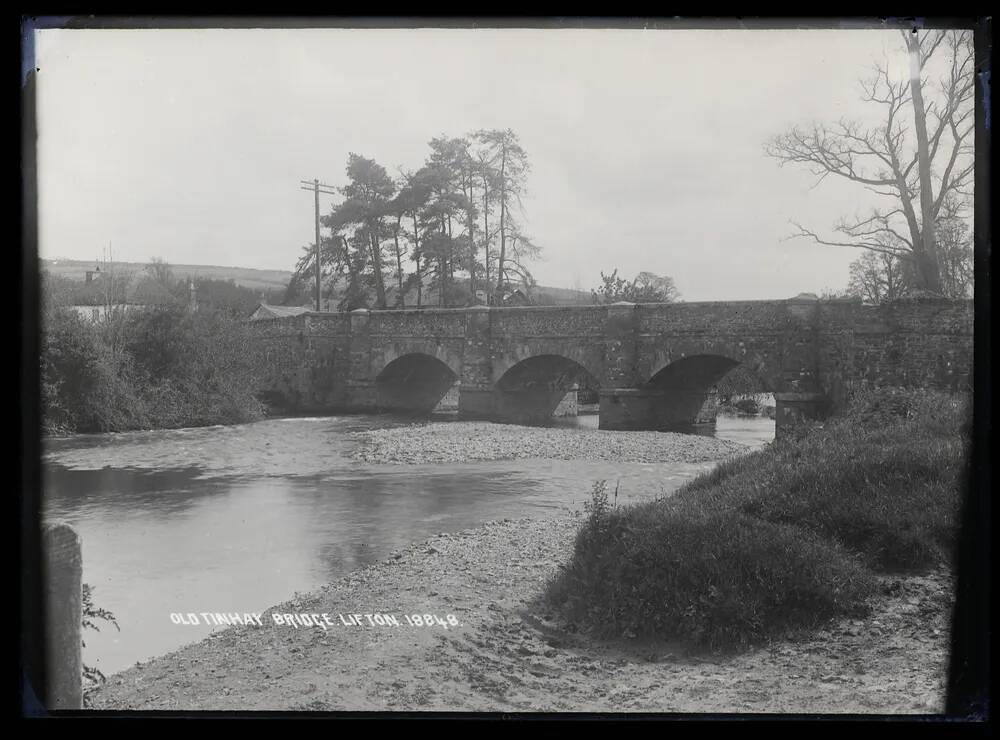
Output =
[
  {"x1": 351, "y1": 421, "x2": 748, "y2": 465},
  {"x1": 89, "y1": 515, "x2": 953, "y2": 713}
]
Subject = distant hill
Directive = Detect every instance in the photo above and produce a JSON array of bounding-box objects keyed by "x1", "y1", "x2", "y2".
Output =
[
  {"x1": 41, "y1": 259, "x2": 592, "y2": 307},
  {"x1": 42, "y1": 259, "x2": 292, "y2": 293},
  {"x1": 530, "y1": 284, "x2": 594, "y2": 305}
]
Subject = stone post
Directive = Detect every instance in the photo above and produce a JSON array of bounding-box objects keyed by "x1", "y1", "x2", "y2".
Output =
[
  {"x1": 458, "y1": 306, "x2": 495, "y2": 419},
  {"x1": 346, "y1": 308, "x2": 376, "y2": 411},
  {"x1": 43, "y1": 522, "x2": 82, "y2": 710}
]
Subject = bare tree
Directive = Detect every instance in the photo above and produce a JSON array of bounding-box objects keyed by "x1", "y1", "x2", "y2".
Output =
[
  {"x1": 935, "y1": 194, "x2": 975, "y2": 299},
  {"x1": 765, "y1": 29, "x2": 974, "y2": 294},
  {"x1": 146, "y1": 257, "x2": 174, "y2": 287},
  {"x1": 847, "y1": 249, "x2": 913, "y2": 305},
  {"x1": 97, "y1": 245, "x2": 136, "y2": 353}
]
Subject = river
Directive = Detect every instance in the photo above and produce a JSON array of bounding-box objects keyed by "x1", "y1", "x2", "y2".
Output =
[{"x1": 41, "y1": 413, "x2": 774, "y2": 677}]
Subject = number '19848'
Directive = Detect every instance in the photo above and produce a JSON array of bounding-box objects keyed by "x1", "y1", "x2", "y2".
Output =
[{"x1": 405, "y1": 614, "x2": 460, "y2": 628}]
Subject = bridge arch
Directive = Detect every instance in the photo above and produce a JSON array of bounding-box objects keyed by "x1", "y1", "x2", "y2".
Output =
[
  {"x1": 599, "y1": 351, "x2": 781, "y2": 432},
  {"x1": 375, "y1": 352, "x2": 459, "y2": 414},
  {"x1": 491, "y1": 354, "x2": 600, "y2": 425},
  {"x1": 644, "y1": 341, "x2": 784, "y2": 393},
  {"x1": 644, "y1": 353, "x2": 774, "y2": 428},
  {"x1": 492, "y1": 344, "x2": 604, "y2": 389},
  {"x1": 647, "y1": 353, "x2": 743, "y2": 392}
]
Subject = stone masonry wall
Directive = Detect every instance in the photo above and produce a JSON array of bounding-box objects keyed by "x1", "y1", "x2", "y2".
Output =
[
  {"x1": 248, "y1": 299, "x2": 974, "y2": 417},
  {"x1": 816, "y1": 298, "x2": 974, "y2": 410}
]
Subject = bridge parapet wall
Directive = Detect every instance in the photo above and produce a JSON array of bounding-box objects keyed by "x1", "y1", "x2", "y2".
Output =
[
  {"x1": 248, "y1": 298, "x2": 973, "y2": 433},
  {"x1": 816, "y1": 298, "x2": 973, "y2": 409},
  {"x1": 369, "y1": 307, "x2": 469, "y2": 337},
  {"x1": 248, "y1": 313, "x2": 352, "y2": 410},
  {"x1": 633, "y1": 300, "x2": 820, "y2": 393},
  {"x1": 487, "y1": 305, "x2": 609, "y2": 385}
]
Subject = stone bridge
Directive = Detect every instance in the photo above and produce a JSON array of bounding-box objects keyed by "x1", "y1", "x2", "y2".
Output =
[{"x1": 249, "y1": 297, "x2": 973, "y2": 435}]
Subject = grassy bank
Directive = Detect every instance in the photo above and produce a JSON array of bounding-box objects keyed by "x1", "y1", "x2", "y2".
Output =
[{"x1": 543, "y1": 387, "x2": 970, "y2": 651}]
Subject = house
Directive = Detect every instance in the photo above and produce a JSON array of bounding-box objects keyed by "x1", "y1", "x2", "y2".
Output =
[
  {"x1": 249, "y1": 303, "x2": 312, "y2": 321},
  {"x1": 501, "y1": 288, "x2": 533, "y2": 307},
  {"x1": 67, "y1": 303, "x2": 152, "y2": 322},
  {"x1": 69, "y1": 305, "x2": 103, "y2": 322},
  {"x1": 65, "y1": 264, "x2": 187, "y2": 322}
]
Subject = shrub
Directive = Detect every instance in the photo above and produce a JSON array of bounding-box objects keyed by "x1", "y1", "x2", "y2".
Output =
[
  {"x1": 82, "y1": 583, "x2": 119, "y2": 705},
  {"x1": 844, "y1": 384, "x2": 970, "y2": 436},
  {"x1": 546, "y1": 491, "x2": 874, "y2": 650},
  {"x1": 41, "y1": 304, "x2": 265, "y2": 434},
  {"x1": 545, "y1": 387, "x2": 969, "y2": 649},
  {"x1": 41, "y1": 307, "x2": 150, "y2": 433}
]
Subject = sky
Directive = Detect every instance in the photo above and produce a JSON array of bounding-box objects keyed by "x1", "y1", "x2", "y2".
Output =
[{"x1": 32, "y1": 24, "x2": 939, "y2": 301}]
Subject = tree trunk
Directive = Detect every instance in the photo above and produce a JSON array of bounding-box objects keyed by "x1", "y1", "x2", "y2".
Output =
[
  {"x1": 495, "y1": 145, "x2": 507, "y2": 298},
  {"x1": 369, "y1": 226, "x2": 386, "y2": 308},
  {"x1": 438, "y1": 256, "x2": 445, "y2": 307},
  {"x1": 465, "y1": 172, "x2": 477, "y2": 301},
  {"x1": 482, "y1": 166, "x2": 491, "y2": 302},
  {"x1": 393, "y1": 215, "x2": 404, "y2": 307},
  {"x1": 411, "y1": 213, "x2": 422, "y2": 308},
  {"x1": 906, "y1": 33, "x2": 944, "y2": 293}
]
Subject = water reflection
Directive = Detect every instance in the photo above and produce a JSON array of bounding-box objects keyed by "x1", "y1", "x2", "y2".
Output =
[{"x1": 42, "y1": 413, "x2": 774, "y2": 675}]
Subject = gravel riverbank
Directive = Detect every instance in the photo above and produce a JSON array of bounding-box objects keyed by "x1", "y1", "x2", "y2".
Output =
[
  {"x1": 89, "y1": 515, "x2": 953, "y2": 713},
  {"x1": 352, "y1": 421, "x2": 748, "y2": 465}
]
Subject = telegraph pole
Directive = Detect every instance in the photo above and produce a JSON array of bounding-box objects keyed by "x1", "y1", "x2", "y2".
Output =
[{"x1": 300, "y1": 179, "x2": 338, "y2": 312}]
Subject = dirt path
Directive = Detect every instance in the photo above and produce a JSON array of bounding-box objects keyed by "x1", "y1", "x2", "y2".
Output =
[{"x1": 89, "y1": 515, "x2": 953, "y2": 713}]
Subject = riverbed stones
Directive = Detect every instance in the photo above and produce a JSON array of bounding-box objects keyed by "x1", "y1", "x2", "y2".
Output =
[{"x1": 351, "y1": 421, "x2": 748, "y2": 465}]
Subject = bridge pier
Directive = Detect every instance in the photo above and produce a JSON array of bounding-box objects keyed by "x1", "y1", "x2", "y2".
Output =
[
  {"x1": 344, "y1": 309, "x2": 378, "y2": 412},
  {"x1": 598, "y1": 387, "x2": 719, "y2": 431},
  {"x1": 457, "y1": 305, "x2": 496, "y2": 421},
  {"x1": 601, "y1": 388, "x2": 823, "y2": 435},
  {"x1": 459, "y1": 387, "x2": 573, "y2": 425},
  {"x1": 457, "y1": 388, "x2": 495, "y2": 420},
  {"x1": 497, "y1": 388, "x2": 570, "y2": 425},
  {"x1": 377, "y1": 376, "x2": 457, "y2": 415}
]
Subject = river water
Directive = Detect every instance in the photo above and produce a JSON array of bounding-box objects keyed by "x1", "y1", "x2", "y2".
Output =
[{"x1": 41, "y1": 413, "x2": 774, "y2": 677}]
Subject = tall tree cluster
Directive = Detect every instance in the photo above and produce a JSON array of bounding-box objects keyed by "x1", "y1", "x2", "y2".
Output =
[
  {"x1": 294, "y1": 129, "x2": 540, "y2": 310},
  {"x1": 765, "y1": 30, "x2": 974, "y2": 296}
]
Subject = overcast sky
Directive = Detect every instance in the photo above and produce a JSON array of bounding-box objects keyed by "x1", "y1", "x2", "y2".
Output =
[{"x1": 34, "y1": 25, "x2": 930, "y2": 301}]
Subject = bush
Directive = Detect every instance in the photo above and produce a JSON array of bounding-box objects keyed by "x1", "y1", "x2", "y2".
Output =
[
  {"x1": 81, "y1": 583, "x2": 119, "y2": 692},
  {"x1": 41, "y1": 307, "x2": 150, "y2": 434},
  {"x1": 41, "y1": 304, "x2": 265, "y2": 434},
  {"x1": 546, "y1": 484, "x2": 874, "y2": 651},
  {"x1": 544, "y1": 388, "x2": 969, "y2": 650}
]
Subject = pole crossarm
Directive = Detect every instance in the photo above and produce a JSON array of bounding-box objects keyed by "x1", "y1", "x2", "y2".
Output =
[{"x1": 300, "y1": 180, "x2": 338, "y2": 194}]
